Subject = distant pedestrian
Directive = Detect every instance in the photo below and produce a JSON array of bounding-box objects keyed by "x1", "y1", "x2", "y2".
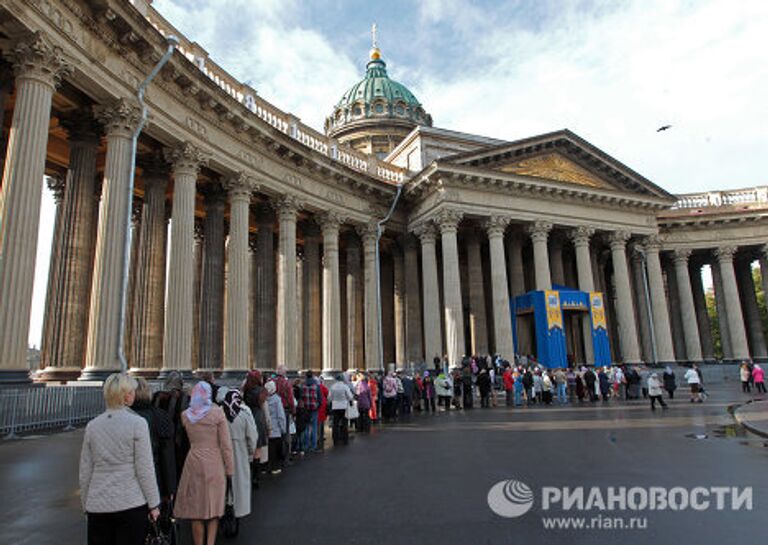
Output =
[
  {"x1": 503, "y1": 367, "x2": 514, "y2": 406},
  {"x1": 478, "y1": 369, "x2": 492, "y2": 408},
  {"x1": 435, "y1": 371, "x2": 452, "y2": 411},
  {"x1": 265, "y1": 381, "x2": 287, "y2": 474},
  {"x1": 684, "y1": 366, "x2": 703, "y2": 403},
  {"x1": 753, "y1": 364, "x2": 766, "y2": 394},
  {"x1": 422, "y1": 371, "x2": 437, "y2": 413},
  {"x1": 741, "y1": 363, "x2": 752, "y2": 393},
  {"x1": 79, "y1": 373, "x2": 160, "y2": 545},
  {"x1": 663, "y1": 366, "x2": 677, "y2": 399},
  {"x1": 356, "y1": 374, "x2": 373, "y2": 433},
  {"x1": 152, "y1": 371, "x2": 190, "y2": 485},
  {"x1": 328, "y1": 374, "x2": 354, "y2": 445},
  {"x1": 648, "y1": 373, "x2": 668, "y2": 411}
]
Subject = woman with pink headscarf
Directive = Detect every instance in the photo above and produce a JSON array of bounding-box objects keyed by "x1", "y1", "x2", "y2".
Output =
[{"x1": 174, "y1": 382, "x2": 234, "y2": 545}]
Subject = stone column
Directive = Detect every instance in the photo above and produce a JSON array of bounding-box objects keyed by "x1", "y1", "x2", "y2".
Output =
[
  {"x1": 506, "y1": 231, "x2": 526, "y2": 296},
  {"x1": 345, "y1": 234, "x2": 364, "y2": 369},
  {"x1": 571, "y1": 226, "x2": 596, "y2": 364},
  {"x1": 643, "y1": 238, "x2": 675, "y2": 364},
  {"x1": 735, "y1": 255, "x2": 767, "y2": 362},
  {"x1": 161, "y1": 143, "x2": 205, "y2": 377},
  {"x1": 276, "y1": 196, "x2": 301, "y2": 370},
  {"x1": 79, "y1": 99, "x2": 141, "y2": 380},
  {"x1": 416, "y1": 223, "x2": 443, "y2": 364},
  {"x1": 198, "y1": 184, "x2": 226, "y2": 373},
  {"x1": 223, "y1": 174, "x2": 253, "y2": 377},
  {"x1": 393, "y1": 245, "x2": 406, "y2": 366},
  {"x1": 690, "y1": 259, "x2": 715, "y2": 363},
  {"x1": 609, "y1": 231, "x2": 641, "y2": 363},
  {"x1": 549, "y1": 234, "x2": 565, "y2": 286},
  {"x1": 465, "y1": 229, "x2": 488, "y2": 355},
  {"x1": 38, "y1": 176, "x2": 65, "y2": 377},
  {"x1": 191, "y1": 221, "x2": 204, "y2": 371},
  {"x1": 130, "y1": 156, "x2": 169, "y2": 377},
  {"x1": 302, "y1": 221, "x2": 322, "y2": 371},
  {"x1": 672, "y1": 249, "x2": 703, "y2": 363},
  {"x1": 715, "y1": 246, "x2": 750, "y2": 361},
  {"x1": 664, "y1": 257, "x2": 686, "y2": 361},
  {"x1": 631, "y1": 250, "x2": 654, "y2": 363},
  {"x1": 486, "y1": 216, "x2": 514, "y2": 359},
  {"x1": 320, "y1": 213, "x2": 343, "y2": 375},
  {"x1": 359, "y1": 223, "x2": 381, "y2": 370},
  {"x1": 403, "y1": 235, "x2": 423, "y2": 364},
  {"x1": 528, "y1": 221, "x2": 553, "y2": 291},
  {"x1": 0, "y1": 34, "x2": 71, "y2": 382},
  {"x1": 711, "y1": 260, "x2": 733, "y2": 361},
  {"x1": 124, "y1": 203, "x2": 142, "y2": 368},
  {"x1": 296, "y1": 254, "x2": 304, "y2": 367},
  {"x1": 436, "y1": 210, "x2": 465, "y2": 367},
  {"x1": 253, "y1": 203, "x2": 276, "y2": 370}
]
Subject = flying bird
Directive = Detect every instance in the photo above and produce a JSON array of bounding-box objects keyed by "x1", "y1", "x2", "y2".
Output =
[{"x1": 656, "y1": 125, "x2": 672, "y2": 132}]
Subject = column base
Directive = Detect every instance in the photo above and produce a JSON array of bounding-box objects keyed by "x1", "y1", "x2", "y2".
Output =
[
  {"x1": 647, "y1": 361, "x2": 677, "y2": 369},
  {"x1": 720, "y1": 359, "x2": 744, "y2": 366},
  {"x1": 219, "y1": 369, "x2": 248, "y2": 380},
  {"x1": 157, "y1": 368, "x2": 195, "y2": 380},
  {"x1": 34, "y1": 366, "x2": 83, "y2": 383},
  {"x1": 78, "y1": 367, "x2": 120, "y2": 382},
  {"x1": 752, "y1": 356, "x2": 768, "y2": 365},
  {"x1": 0, "y1": 369, "x2": 32, "y2": 385},
  {"x1": 129, "y1": 368, "x2": 160, "y2": 379}
]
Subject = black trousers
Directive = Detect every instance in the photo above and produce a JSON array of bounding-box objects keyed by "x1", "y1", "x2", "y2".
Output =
[
  {"x1": 331, "y1": 409, "x2": 348, "y2": 444},
  {"x1": 268, "y1": 437, "x2": 284, "y2": 471},
  {"x1": 87, "y1": 505, "x2": 148, "y2": 545},
  {"x1": 650, "y1": 395, "x2": 667, "y2": 409}
]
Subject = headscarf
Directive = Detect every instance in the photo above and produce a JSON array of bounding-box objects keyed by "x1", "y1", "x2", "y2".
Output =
[
  {"x1": 266, "y1": 380, "x2": 277, "y2": 395},
  {"x1": 664, "y1": 366, "x2": 673, "y2": 374},
  {"x1": 185, "y1": 381, "x2": 213, "y2": 424},
  {"x1": 216, "y1": 386, "x2": 243, "y2": 423}
]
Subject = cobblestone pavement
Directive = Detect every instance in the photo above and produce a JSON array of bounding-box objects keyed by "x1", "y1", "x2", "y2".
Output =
[{"x1": 1, "y1": 384, "x2": 766, "y2": 545}]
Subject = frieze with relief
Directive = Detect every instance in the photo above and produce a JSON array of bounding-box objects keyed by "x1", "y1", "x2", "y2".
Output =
[{"x1": 496, "y1": 152, "x2": 611, "y2": 190}]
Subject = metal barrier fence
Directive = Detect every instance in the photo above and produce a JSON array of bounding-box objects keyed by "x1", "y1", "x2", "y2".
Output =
[{"x1": 1, "y1": 386, "x2": 105, "y2": 438}]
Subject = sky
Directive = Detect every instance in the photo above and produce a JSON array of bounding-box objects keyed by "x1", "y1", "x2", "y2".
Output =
[{"x1": 28, "y1": 0, "x2": 767, "y2": 346}]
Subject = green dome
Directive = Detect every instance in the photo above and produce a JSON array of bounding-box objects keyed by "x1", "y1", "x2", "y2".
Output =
[{"x1": 325, "y1": 54, "x2": 432, "y2": 136}]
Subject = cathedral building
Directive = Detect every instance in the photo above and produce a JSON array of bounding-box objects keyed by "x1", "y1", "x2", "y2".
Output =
[{"x1": 0, "y1": 0, "x2": 766, "y2": 383}]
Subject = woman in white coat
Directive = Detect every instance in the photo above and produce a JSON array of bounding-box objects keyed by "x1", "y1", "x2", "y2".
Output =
[{"x1": 217, "y1": 387, "x2": 259, "y2": 518}]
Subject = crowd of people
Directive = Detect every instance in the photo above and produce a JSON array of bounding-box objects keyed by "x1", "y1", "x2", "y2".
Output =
[{"x1": 79, "y1": 353, "x2": 729, "y2": 545}]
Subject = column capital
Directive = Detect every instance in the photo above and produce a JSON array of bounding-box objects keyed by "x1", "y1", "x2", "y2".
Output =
[
  {"x1": 484, "y1": 215, "x2": 511, "y2": 238},
  {"x1": 8, "y1": 31, "x2": 72, "y2": 89},
  {"x1": 46, "y1": 174, "x2": 66, "y2": 205},
  {"x1": 94, "y1": 98, "x2": 142, "y2": 139},
  {"x1": 165, "y1": 142, "x2": 208, "y2": 176},
  {"x1": 434, "y1": 209, "x2": 463, "y2": 234},
  {"x1": 715, "y1": 245, "x2": 738, "y2": 263},
  {"x1": 138, "y1": 150, "x2": 170, "y2": 181},
  {"x1": 412, "y1": 222, "x2": 437, "y2": 244},
  {"x1": 275, "y1": 194, "x2": 303, "y2": 221},
  {"x1": 609, "y1": 230, "x2": 631, "y2": 251},
  {"x1": 59, "y1": 109, "x2": 101, "y2": 145},
  {"x1": 527, "y1": 220, "x2": 553, "y2": 243},
  {"x1": 318, "y1": 211, "x2": 344, "y2": 236},
  {"x1": 569, "y1": 225, "x2": 596, "y2": 246},
  {"x1": 223, "y1": 172, "x2": 257, "y2": 202},
  {"x1": 356, "y1": 222, "x2": 379, "y2": 245},
  {"x1": 673, "y1": 248, "x2": 692, "y2": 264},
  {"x1": 642, "y1": 233, "x2": 663, "y2": 252}
]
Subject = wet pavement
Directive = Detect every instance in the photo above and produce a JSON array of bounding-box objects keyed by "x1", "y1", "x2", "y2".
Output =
[
  {"x1": 734, "y1": 398, "x2": 768, "y2": 438},
  {"x1": 1, "y1": 384, "x2": 766, "y2": 545}
]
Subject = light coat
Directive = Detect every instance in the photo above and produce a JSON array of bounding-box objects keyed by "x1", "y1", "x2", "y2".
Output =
[{"x1": 226, "y1": 405, "x2": 258, "y2": 518}]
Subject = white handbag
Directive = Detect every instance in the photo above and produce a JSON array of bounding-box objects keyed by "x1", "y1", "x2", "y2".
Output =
[{"x1": 345, "y1": 400, "x2": 360, "y2": 420}]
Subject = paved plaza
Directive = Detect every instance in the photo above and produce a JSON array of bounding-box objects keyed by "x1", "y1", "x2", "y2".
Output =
[{"x1": 1, "y1": 383, "x2": 766, "y2": 545}]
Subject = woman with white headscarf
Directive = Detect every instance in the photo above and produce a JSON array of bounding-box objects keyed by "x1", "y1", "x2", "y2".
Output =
[{"x1": 174, "y1": 381, "x2": 234, "y2": 545}]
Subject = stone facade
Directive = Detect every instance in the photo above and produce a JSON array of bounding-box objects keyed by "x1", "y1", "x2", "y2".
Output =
[{"x1": 0, "y1": 0, "x2": 766, "y2": 384}]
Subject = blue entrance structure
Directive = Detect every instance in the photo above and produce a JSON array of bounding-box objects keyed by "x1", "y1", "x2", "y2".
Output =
[{"x1": 511, "y1": 288, "x2": 611, "y2": 369}]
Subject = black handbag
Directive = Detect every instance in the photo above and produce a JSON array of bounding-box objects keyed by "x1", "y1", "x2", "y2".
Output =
[
  {"x1": 146, "y1": 519, "x2": 171, "y2": 545},
  {"x1": 221, "y1": 479, "x2": 239, "y2": 538}
]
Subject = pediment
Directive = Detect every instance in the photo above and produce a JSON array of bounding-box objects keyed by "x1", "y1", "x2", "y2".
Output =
[{"x1": 494, "y1": 152, "x2": 613, "y2": 190}]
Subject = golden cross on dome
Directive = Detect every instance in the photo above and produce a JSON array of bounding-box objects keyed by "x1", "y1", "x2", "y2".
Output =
[{"x1": 371, "y1": 23, "x2": 378, "y2": 49}]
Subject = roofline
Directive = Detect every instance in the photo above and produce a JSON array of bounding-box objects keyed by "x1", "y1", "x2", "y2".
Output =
[
  {"x1": 442, "y1": 128, "x2": 676, "y2": 202},
  {"x1": 386, "y1": 125, "x2": 506, "y2": 164}
]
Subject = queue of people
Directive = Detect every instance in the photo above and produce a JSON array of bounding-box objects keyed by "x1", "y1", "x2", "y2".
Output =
[{"x1": 80, "y1": 355, "x2": 729, "y2": 545}]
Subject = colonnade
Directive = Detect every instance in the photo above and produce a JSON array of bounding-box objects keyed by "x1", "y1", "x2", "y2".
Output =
[{"x1": 2, "y1": 33, "x2": 768, "y2": 386}]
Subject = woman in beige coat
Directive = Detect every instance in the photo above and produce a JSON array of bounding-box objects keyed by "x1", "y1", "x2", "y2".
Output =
[{"x1": 174, "y1": 381, "x2": 234, "y2": 545}]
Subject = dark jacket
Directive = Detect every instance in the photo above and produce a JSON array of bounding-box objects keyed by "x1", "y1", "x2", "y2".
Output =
[
  {"x1": 663, "y1": 371, "x2": 677, "y2": 391},
  {"x1": 152, "y1": 388, "x2": 189, "y2": 486},
  {"x1": 132, "y1": 399, "x2": 176, "y2": 498},
  {"x1": 477, "y1": 372, "x2": 492, "y2": 395}
]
